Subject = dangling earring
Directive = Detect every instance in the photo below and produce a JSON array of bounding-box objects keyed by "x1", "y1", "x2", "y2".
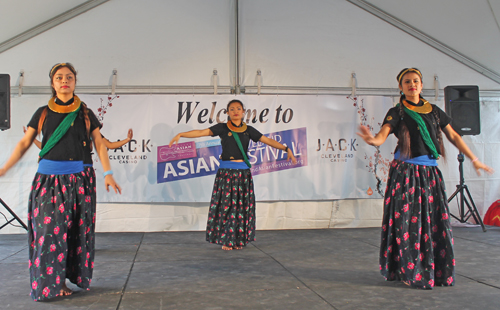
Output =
[{"x1": 400, "y1": 91, "x2": 404, "y2": 96}]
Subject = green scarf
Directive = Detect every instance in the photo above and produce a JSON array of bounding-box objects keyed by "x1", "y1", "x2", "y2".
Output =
[
  {"x1": 231, "y1": 131, "x2": 252, "y2": 168},
  {"x1": 398, "y1": 103, "x2": 440, "y2": 159},
  {"x1": 38, "y1": 106, "x2": 81, "y2": 160}
]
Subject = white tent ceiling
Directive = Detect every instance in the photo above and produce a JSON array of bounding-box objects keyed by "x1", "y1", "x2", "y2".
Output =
[{"x1": 0, "y1": 0, "x2": 499, "y2": 96}]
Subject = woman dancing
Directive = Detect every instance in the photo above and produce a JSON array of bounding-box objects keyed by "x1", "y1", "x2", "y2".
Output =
[
  {"x1": 0, "y1": 63, "x2": 121, "y2": 300},
  {"x1": 169, "y1": 99, "x2": 297, "y2": 250},
  {"x1": 357, "y1": 67, "x2": 493, "y2": 289}
]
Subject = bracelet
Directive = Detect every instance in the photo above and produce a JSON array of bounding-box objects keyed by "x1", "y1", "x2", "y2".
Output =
[
  {"x1": 103, "y1": 170, "x2": 113, "y2": 177},
  {"x1": 284, "y1": 146, "x2": 289, "y2": 152},
  {"x1": 472, "y1": 158, "x2": 479, "y2": 163}
]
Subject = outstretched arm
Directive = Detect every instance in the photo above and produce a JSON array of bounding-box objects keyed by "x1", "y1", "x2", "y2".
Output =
[
  {"x1": 24, "y1": 126, "x2": 41, "y2": 149},
  {"x1": 169, "y1": 129, "x2": 212, "y2": 147},
  {"x1": 0, "y1": 127, "x2": 37, "y2": 176},
  {"x1": 442, "y1": 124, "x2": 494, "y2": 176},
  {"x1": 259, "y1": 135, "x2": 298, "y2": 164},
  {"x1": 103, "y1": 128, "x2": 133, "y2": 149},
  {"x1": 357, "y1": 124, "x2": 392, "y2": 147},
  {"x1": 91, "y1": 128, "x2": 122, "y2": 194}
]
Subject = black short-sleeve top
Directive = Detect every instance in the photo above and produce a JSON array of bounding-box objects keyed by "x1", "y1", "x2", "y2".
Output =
[
  {"x1": 82, "y1": 125, "x2": 104, "y2": 165},
  {"x1": 209, "y1": 122, "x2": 263, "y2": 160},
  {"x1": 382, "y1": 101, "x2": 451, "y2": 158},
  {"x1": 27, "y1": 98, "x2": 101, "y2": 162}
]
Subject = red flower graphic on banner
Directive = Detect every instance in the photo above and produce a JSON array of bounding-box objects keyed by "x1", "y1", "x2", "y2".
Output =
[
  {"x1": 97, "y1": 95, "x2": 120, "y2": 122},
  {"x1": 349, "y1": 95, "x2": 392, "y2": 197}
]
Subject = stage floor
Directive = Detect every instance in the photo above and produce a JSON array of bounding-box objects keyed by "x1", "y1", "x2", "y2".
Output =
[{"x1": 1, "y1": 226, "x2": 499, "y2": 309}]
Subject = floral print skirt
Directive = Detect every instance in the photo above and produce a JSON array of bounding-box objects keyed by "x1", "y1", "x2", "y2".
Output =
[
  {"x1": 83, "y1": 166, "x2": 97, "y2": 207},
  {"x1": 206, "y1": 168, "x2": 256, "y2": 247},
  {"x1": 380, "y1": 160, "x2": 455, "y2": 289},
  {"x1": 28, "y1": 171, "x2": 95, "y2": 301}
]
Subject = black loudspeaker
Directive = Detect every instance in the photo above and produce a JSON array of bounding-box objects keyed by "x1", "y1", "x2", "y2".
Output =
[
  {"x1": 0, "y1": 74, "x2": 10, "y2": 131},
  {"x1": 444, "y1": 85, "x2": 480, "y2": 136}
]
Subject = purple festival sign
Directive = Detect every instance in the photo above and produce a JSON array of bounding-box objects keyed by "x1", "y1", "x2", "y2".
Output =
[
  {"x1": 156, "y1": 127, "x2": 307, "y2": 183},
  {"x1": 249, "y1": 127, "x2": 307, "y2": 175},
  {"x1": 157, "y1": 141, "x2": 197, "y2": 163}
]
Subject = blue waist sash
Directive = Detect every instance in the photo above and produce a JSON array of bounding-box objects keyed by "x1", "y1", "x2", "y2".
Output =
[
  {"x1": 83, "y1": 164, "x2": 93, "y2": 167},
  {"x1": 394, "y1": 150, "x2": 438, "y2": 167},
  {"x1": 38, "y1": 159, "x2": 84, "y2": 175},
  {"x1": 219, "y1": 160, "x2": 249, "y2": 170}
]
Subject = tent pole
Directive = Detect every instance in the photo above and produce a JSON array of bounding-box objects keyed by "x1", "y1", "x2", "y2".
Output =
[{"x1": 234, "y1": 0, "x2": 241, "y2": 94}]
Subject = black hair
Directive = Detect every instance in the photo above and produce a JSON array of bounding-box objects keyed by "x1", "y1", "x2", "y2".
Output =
[{"x1": 226, "y1": 99, "x2": 245, "y2": 111}]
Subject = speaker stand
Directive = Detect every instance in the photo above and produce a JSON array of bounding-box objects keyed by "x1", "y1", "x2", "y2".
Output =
[
  {"x1": 0, "y1": 198, "x2": 28, "y2": 231},
  {"x1": 447, "y1": 152, "x2": 486, "y2": 232}
]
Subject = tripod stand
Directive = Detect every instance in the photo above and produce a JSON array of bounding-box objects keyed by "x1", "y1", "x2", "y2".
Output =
[
  {"x1": 447, "y1": 152, "x2": 486, "y2": 232},
  {"x1": 0, "y1": 198, "x2": 28, "y2": 231}
]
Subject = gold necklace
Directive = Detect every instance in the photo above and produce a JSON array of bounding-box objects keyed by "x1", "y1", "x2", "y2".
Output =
[
  {"x1": 48, "y1": 95, "x2": 81, "y2": 113},
  {"x1": 402, "y1": 99, "x2": 432, "y2": 114},
  {"x1": 227, "y1": 121, "x2": 247, "y2": 133}
]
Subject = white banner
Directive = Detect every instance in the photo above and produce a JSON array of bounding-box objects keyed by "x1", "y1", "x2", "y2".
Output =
[
  {"x1": 0, "y1": 95, "x2": 396, "y2": 204},
  {"x1": 75, "y1": 94, "x2": 396, "y2": 202}
]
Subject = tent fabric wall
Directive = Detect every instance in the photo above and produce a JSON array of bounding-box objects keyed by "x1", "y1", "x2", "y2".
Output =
[
  {"x1": 0, "y1": 0, "x2": 234, "y2": 88},
  {"x1": 240, "y1": 0, "x2": 499, "y2": 90},
  {"x1": 1, "y1": 0, "x2": 499, "y2": 233},
  {"x1": 1, "y1": 0, "x2": 499, "y2": 91}
]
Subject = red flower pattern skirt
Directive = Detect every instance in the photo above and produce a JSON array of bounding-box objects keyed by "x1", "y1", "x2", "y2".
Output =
[
  {"x1": 27, "y1": 170, "x2": 95, "y2": 301},
  {"x1": 206, "y1": 168, "x2": 256, "y2": 247},
  {"x1": 380, "y1": 160, "x2": 455, "y2": 289}
]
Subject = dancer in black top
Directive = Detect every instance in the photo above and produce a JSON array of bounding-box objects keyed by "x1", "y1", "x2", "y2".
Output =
[
  {"x1": 357, "y1": 67, "x2": 493, "y2": 289},
  {"x1": 0, "y1": 63, "x2": 121, "y2": 300},
  {"x1": 169, "y1": 99, "x2": 297, "y2": 250}
]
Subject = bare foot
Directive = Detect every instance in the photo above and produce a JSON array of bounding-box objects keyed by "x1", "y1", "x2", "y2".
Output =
[
  {"x1": 60, "y1": 282, "x2": 73, "y2": 296},
  {"x1": 233, "y1": 245, "x2": 243, "y2": 250},
  {"x1": 222, "y1": 245, "x2": 232, "y2": 251},
  {"x1": 402, "y1": 281, "x2": 410, "y2": 287}
]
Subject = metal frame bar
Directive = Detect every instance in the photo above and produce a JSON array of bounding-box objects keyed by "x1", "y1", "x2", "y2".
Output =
[
  {"x1": 346, "y1": 0, "x2": 500, "y2": 85},
  {"x1": 10, "y1": 85, "x2": 234, "y2": 95},
  {"x1": 10, "y1": 85, "x2": 500, "y2": 97},
  {"x1": 0, "y1": 0, "x2": 110, "y2": 54}
]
